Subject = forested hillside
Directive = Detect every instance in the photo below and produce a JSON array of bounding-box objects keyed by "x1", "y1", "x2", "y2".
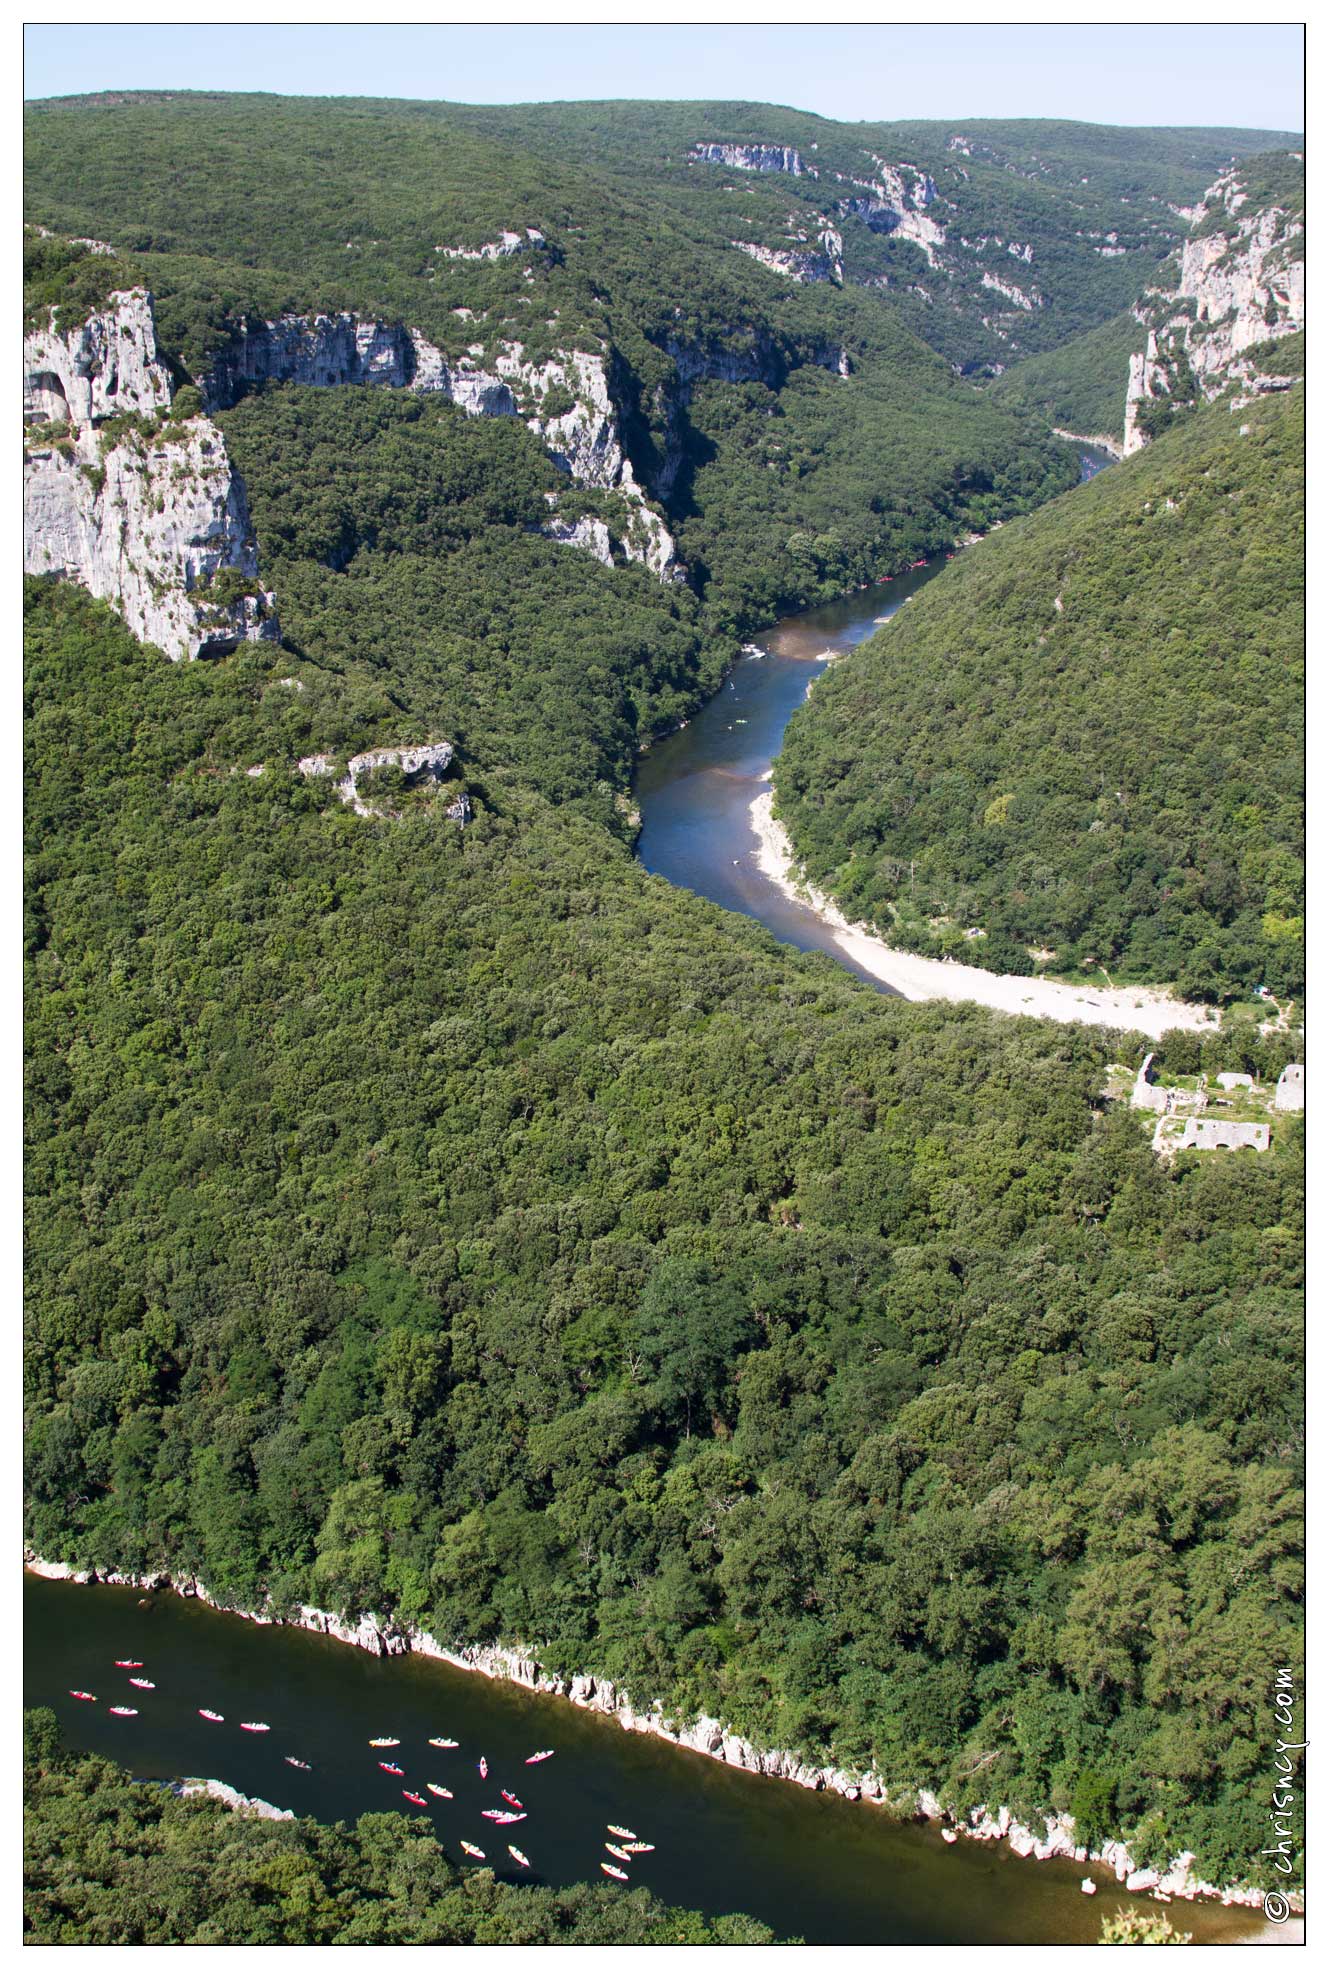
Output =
[
  {"x1": 24, "y1": 91, "x2": 1303, "y2": 1908},
  {"x1": 25, "y1": 567, "x2": 1302, "y2": 1890},
  {"x1": 23, "y1": 1710, "x2": 775, "y2": 1943},
  {"x1": 777, "y1": 386, "x2": 1303, "y2": 998}
]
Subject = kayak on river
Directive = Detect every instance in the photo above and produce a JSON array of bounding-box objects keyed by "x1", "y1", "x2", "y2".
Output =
[
  {"x1": 69, "y1": 1691, "x2": 96, "y2": 1701},
  {"x1": 607, "y1": 1824, "x2": 636, "y2": 1840},
  {"x1": 285, "y1": 1757, "x2": 311, "y2": 1770},
  {"x1": 403, "y1": 1791, "x2": 429, "y2": 1807},
  {"x1": 108, "y1": 1705, "x2": 137, "y2": 1716},
  {"x1": 128, "y1": 1677, "x2": 154, "y2": 1688},
  {"x1": 508, "y1": 1846, "x2": 530, "y2": 1868},
  {"x1": 501, "y1": 1790, "x2": 522, "y2": 1808},
  {"x1": 605, "y1": 1843, "x2": 631, "y2": 1863},
  {"x1": 460, "y1": 1841, "x2": 485, "y2": 1859},
  {"x1": 623, "y1": 1841, "x2": 655, "y2": 1854},
  {"x1": 378, "y1": 1761, "x2": 404, "y2": 1775},
  {"x1": 426, "y1": 1783, "x2": 453, "y2": 1799},
  {"x1": 113, "y1": 1659, "x2": 143, "y2": 1668},
  {"x1": 240, "y1": 1721, "x2": 269, "y2": 1733},
  {"x1": 601, "y1": 1863, "x2": 628, "y2": 1882},
  {"x1": 369, "y1": 1737, "x2": 399, "y2": 1747},
  {"x1": 199, "y1": 1709, "x2": 224, "y2": 1722},
  {"x1": 478, "y1": 1756, "x2": 488, "y2": 1779},
  {"x1": 428, "y1": 1737, "x2": 458, "y2": 1748},
  {"x1": 525, "y1": 1750, "x2": 553, "y2": 1763}
]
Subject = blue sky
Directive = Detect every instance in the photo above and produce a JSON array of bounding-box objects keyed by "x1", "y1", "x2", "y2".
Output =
[{"x1": 23, "y1": 22, "x2": 1304, "y2": 131}]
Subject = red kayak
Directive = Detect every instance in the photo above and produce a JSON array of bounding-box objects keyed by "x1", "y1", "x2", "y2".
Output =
[{"x1": 402, "y1": 1790, "x2": 429, "y2": 1807}]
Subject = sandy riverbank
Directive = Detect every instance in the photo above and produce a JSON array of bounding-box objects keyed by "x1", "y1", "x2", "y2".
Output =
[{"x1": 750, "y1": 793, "x2": 1221, "y2": 1039}]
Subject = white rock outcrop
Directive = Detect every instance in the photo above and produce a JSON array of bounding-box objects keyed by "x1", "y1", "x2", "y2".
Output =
[
  {"x1": 690, "y1": 142, "x2": 808, "y2": 176},
  {"x1": 734, "y1": 240, "x2": 840, "y2": 284},
  {"x1": 541, "y1": 513, "x2": 615, "y2": 565},
  {"x1": 23, "y1": 289, "x2": 175, "y2": 427},
  {"x1": 1123, "y1": 161, "x2": 1303, "y2": 454},
  {"x1": 840, "y1": 162, "x2": 947, "y2": 267},
  {"x1": 297, "y1": 740, "x2": 456, "y2": 819},
  {"x1": 180, "y1": 1779, "x2": 294, "y2": 1822},
  {"x1": 24, "y1": 419, "x2": 279, "y2": 662},
  {"x1": 980, "y1": 270, "x2": 1040, "y2": 311}
]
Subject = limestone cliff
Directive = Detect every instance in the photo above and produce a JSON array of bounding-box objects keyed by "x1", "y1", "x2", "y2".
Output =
[
  {"x1": 1123, "y1": 158, "x2": 1303, "y2": 454},
  {"x1": 23, "y1": 288, "x2": 280, "y2": 660},
  {"x1": 23, "y1": 289, "x2": 175, "y2": 426},
  {"x1": 690, "y1": 142, "x2": 808, "y2": 176},
  {"x1": 24, "y1": 416, "x2": 278, "y2": 662},
  {"x1": 201, "y1": 312, "x2": 679, "y2": 577}
]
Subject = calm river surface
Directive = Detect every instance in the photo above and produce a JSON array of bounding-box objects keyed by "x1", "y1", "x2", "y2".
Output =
[
  {"x1": 636, "y1": 448, "x2": 1116, "y2": 976},
  {"x1": 25, "y1": 1572, "x2": 1264, "y2": 1944}
]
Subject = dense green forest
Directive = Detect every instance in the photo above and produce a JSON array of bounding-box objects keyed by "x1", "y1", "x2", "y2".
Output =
[
  {"x1": 25, "y1": 569, "x2": 1302, "y2": 1890},
  {"x1": 24, "y1": 1710, "x2": 776, "y2": 1942},
  {"x1": 24, "y1": 91, "x2": 1304, "y2": 1908},
  {"x1": 777, "y1": 386, "x2": 1303, "y2": 998}
]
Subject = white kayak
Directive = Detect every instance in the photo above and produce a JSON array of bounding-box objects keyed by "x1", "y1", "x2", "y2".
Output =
[
  {"x1": 607, "y1": 1824, "x2": 636, "y2": 1840},
  {"x1": 199, "y1": 1709, "x2": 224, "y2": 1722},
  {"x1": 128, "y1": 1678, "x2": 155, "y2": 1689},
  {"x1": 460, "y1": 1841, "x2": 486, "y2": 1860},
  {"x1": 524, "y1": 1750, "x2": 554, "y2": 1764},
  {"x1": 369, "y1": 1737, "x2": 400, "y2": 1747},
  {"x1": 426, "y1": 1783, "x2": 453, "y2": 1800},
  {"x1": 508, "y1": 1846, "x2": 530, "y2": 1868},
  {"x1": 601, "y1": 1863, "x2": 628, "y2": 1881},
  {"x1": 240, "y1": 1721, "x2": 270, "y2": 1733},
  {"x1": 108, "y1": 1705, "x2": 138, "y2": 1717},
  {"x1": 428, "y1": 1737, "x2": 459, "y2": 1749},
  {"x1": 605, "y1": 1843, "x2": 631, "y2": 1863}
]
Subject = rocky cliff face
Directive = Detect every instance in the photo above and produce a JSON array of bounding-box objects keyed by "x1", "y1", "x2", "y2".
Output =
[
  {"x1": 24, "y1": 282, "x2": 684, "y2": 643},
  {"x1": 23, "y1": 290, "x2": 175, "y2": 426},
  {"x1": 1123, "y1": 160, "x2": 1304, "y2": 454},
  {"x1": 690, "y1": 142, "x2": 808, "y2": 176},
  {"x1": 201, "y1": 313, "x2": 679, "y2": 577},
  {"x1": 24, "y1": 416, "x2": 279, "y2": 661},
  {"x1": 23, "y1": 289, "x2": 280, "y2": 660}
]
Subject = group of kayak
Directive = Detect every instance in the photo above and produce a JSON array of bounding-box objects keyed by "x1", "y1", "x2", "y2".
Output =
[
  {"x1": 363, "y1": 1733, "x2": 553, "y2": 1868},
  {"x1": 70, "y1": 1668, "x2": 660, "y2": 1880}
]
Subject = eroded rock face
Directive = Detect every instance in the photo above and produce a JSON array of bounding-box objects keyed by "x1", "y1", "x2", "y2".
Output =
[
  {"x1": 297, "y1": 741, "x2": 459, "y2": 820},
  {"x1": 541, "y1": 513, "x2": 615, "y2": 565},
  {"x1": 201, "y1": 315, "x2": 679, "y2": 577},
  {"x1": 180, "y1": 1779, "x2": 294, "y2": 1822},
  {"x1": 734, "y1": 239, "x2": 840, "y2": 284},
  {"x1": 23, "y1": 290, "x2": 175, "y2": 426},
  {"x1": 840, "y1": 163, "x2": 947, "y2": 267},
  {"x1": 24, "y1": 420, "x2": 279, "y2": 661},
  {"x1": 23, "y1": 288, "x2": 280, "y2": 660},
  {"x1": 690, "y1": 142, "x2": 808, "y2": 176},
  {"x1": 1123, "y1": 162, "x2": 1304, "y2": 454}
]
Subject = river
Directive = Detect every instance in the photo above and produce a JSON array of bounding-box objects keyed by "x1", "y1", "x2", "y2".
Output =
[
  {"x1": 25, "y1": 1572, "x2": 1268, "y2": 1944},
  {"x1": 636, "y1": 449, "x2": 1116, "y2": 987}
]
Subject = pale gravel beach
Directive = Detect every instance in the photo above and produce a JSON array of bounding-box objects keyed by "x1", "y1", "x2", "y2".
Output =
[{"x1": 750, "y1": 792, "x2": 1222, "y2": 1039}]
